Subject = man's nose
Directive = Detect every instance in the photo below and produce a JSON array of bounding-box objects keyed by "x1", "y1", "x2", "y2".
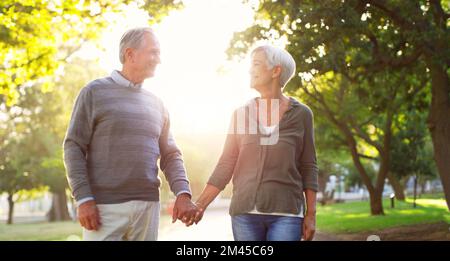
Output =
[{"x1": 152, "y1": 55, "x2": 161, "y2": 64}]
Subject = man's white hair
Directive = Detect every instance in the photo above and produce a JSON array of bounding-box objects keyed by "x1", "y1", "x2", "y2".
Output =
[
  {"x1": 119, "y1": 27, "x2": 154, "y2": 64},
  {"x1": 251, "y1": 45, "x2": 296, "y2": 88}
]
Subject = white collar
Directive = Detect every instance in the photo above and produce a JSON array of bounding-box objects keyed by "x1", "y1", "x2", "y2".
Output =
[{"x1": 111, "y1": 70, "x2": 142, "y2": 89}]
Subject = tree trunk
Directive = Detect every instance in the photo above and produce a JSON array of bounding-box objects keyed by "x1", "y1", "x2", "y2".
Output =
[
  {"x1": 370, "y1": 108, "x2": 393, "y2": 215},
  {"x1": 369, "y1": 189, "x2": 385, "y2": 215},
  {"x1": 387, "y1": 173, "x2": 405, "y2": 201},
  {"x1": 426, "y1": 59, "x2": 450, "y2": 210},
  {"x1": 430, "y1": 126, "x2": 450, "y2": 208},
  {"x1": 318, "y1": 169, "x2": 330, "y2": 205},
  {"x1": 7, "y1": 193, "x2": 14, "y2": 225},
  {"x1": 373, "y1": 161, "x2": 388, "y2": 215},
  {"x1": 318, "y1": 169, "x2": 328, "y2": 195},
  {"x1": 420, "y1": 180, "x2": 426, "y2": 197},
  {"x1": 345, "y1": 134, "x2": 385, "y2": 215},
  {"x1": 47, "y1": 190, "x2": 71, "y2": 222}
]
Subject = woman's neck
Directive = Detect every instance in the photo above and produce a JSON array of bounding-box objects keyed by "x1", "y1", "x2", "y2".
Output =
[
  {"x1": 259, "y1": 83, "x2": 283, "y2": 100},
  {"x1": 259, "y1": 89, "x2": 288, "y2": 105},
  {"x1": 257, "y1": 86, "x2": 290, "y2": 126}
]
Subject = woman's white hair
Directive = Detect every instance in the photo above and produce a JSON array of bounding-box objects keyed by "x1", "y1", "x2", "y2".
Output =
[
  {"x1": 251, "y1": 45, "x2": 296, "y2": 88},
  {"x1": 119, "y1": 27, "x2": 154, "y2": 64}
]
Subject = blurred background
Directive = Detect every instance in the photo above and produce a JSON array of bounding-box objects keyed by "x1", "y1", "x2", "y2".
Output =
[{"x1": 0, "y1": 0, "x2": 448, "y2": 240}]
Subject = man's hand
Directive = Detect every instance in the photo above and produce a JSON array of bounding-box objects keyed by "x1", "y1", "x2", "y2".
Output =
[
  {"x1": 77, "y1": 200, "x2": 101, "y2": 231},
  {"x1": 302, "y1": 214, "x2": 316, "y2": 241},
  {"x1": 184, "y1": 205, "x2": 204, "y2": 227},
  {"x1": 172, "y1": 193, "x2": 198, "y2": 226}
]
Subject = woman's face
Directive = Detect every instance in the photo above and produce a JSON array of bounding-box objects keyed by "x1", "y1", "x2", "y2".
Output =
[{"x1": 249, "y1": 51, "x2": 274, "y2": 91}]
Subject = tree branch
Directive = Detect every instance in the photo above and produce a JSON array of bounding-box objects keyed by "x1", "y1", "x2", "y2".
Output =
[
  {"x1": 0, "y1": 51, "x2": 52, "y2": 71},
  {"x1": 388, "y1": 46, "x2": 423, "y2": 68},
  {"x1": 357, "y1": 153, "x2": 378, "y2": 161},
  {"x1": 348, "y1": 116, "x2": 383, "y2": 152},
  {"x1": 367, "y1": 45, "x2": 423, "y2": 73},
  {"x1": 429, "y1": 0, "x2": 447, "y2": 29},
  {"x1": 364, "y1": 0, "x2": 415, "y2": 30}
]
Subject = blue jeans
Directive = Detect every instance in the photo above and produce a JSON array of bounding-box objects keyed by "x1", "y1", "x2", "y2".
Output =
[{"x1": 231, "y1": 214, "x2": 303, "y2": 241}]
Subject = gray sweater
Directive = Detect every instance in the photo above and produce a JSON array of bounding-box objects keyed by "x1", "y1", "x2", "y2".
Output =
[{"x1": 63, "y1": 71, "x2": 191, "y2": 204}]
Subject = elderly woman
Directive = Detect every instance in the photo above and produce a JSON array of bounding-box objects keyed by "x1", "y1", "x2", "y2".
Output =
[{"x1": 192, "y1": 45, "x2": 318, "y2": 241}]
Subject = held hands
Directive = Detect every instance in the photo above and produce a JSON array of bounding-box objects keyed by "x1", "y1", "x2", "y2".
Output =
[
  {"x1": 172, "y1": 193, "x2": 204, "y2": 227},
  {"x1": 192, "y1": 202, "x2": 205, "y2": 225}
]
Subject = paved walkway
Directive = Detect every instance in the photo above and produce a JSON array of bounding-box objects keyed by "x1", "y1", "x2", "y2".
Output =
[
  {"x1": 159, "y1": 208, "x2": 234, "y2": 241},
  {"x1": 158, "y1": 203, "x2": 338, "y2": 241}
]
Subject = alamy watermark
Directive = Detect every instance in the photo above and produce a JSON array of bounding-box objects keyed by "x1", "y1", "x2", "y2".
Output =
[{"x1": 229, "y1": 99, "x2": 280, "y2": 145}]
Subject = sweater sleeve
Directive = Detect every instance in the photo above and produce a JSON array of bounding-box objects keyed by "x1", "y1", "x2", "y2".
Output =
[
  {"x1": 299, "y1": 106, "x2": 319, "y2": 192},
  {"x1": 63, "y1": 87, "x2": 95, "y2": 201}
]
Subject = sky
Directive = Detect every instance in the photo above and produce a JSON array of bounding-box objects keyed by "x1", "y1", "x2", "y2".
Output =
[{"x1": 78, "y1": 0, "x2": 265, "y2": 135}]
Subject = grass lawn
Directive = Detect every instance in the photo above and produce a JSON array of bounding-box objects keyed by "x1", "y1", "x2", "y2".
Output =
[
  {"x1": 0, "y1": 214, "x2": 174, "y2": 241},
  {"x1": 0, "y1": 221, "x2": 82, "y2": 241},
  {"x1": 317, "y1": 195, "x2": 449, "y2": 233}
]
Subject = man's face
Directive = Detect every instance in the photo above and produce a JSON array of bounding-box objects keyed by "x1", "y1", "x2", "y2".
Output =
[
  {"x1": 131, "y1": 32, "x2": 161, "y2": 79},
  {"x1": 249, "y1": 51, "x2": 274, "y2": 91}
]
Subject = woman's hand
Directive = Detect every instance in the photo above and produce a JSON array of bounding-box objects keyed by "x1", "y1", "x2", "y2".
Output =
[
  {"x1": 193, "y1": 202, "x2": 206, "y2": 224},
  {"x1": 302, "y1": 214, "x2": 316, "y2": 241}
]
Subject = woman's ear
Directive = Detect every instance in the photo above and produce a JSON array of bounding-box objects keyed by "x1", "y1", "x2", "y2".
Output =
[{"x1": 272, "y1": 65, "x2": 282, "y2": 78}]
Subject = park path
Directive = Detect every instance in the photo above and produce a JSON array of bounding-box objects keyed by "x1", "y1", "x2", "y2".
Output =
[
  {"x1": 158, "y1": 200, "x2": 339, "y2": 241},
  {"x1": 159, "y1": 208, "x2": 234, "y2": 241}
]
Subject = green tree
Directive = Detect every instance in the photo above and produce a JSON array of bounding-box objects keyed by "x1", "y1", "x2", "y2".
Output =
[
  {"x1": 300, "y1": 70, "x2": 423, "y2": 214},
  {"x1": 0, "y1": 0, "x2": 183, "y2": 105},
  {"x1": 314, "y1": 111, "x2": 351, "y2": 203},
  {"x1": 0, "y1": 123, "x2": 41, "y2": 224},
  {"x1": 390, "y1": 109, "x2": 438, "y2": 196}
]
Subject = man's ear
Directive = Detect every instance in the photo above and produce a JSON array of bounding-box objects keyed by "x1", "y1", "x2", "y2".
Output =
[{"x1": 125, "y1": 48, "x2": 134, "y2": 63}]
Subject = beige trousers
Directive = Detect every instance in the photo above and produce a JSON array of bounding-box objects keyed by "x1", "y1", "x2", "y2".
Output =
[{"x1": 83, "y1": 200, "x2": 160, "y2": 241}]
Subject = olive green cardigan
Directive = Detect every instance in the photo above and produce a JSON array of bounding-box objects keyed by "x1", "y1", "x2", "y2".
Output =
[{"x1": 208, "y1": 97, "x2": 319, "y2": 216}]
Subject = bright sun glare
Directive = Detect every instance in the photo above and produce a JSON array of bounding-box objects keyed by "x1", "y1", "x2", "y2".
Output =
[{"x1": 77, "y1": 0, "x2": 264, "y2": 136}]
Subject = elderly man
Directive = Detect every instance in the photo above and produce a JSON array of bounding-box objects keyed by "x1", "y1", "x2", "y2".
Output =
[{"x1": 63, "y1": 27, "x2": 197, "y2": 241}]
